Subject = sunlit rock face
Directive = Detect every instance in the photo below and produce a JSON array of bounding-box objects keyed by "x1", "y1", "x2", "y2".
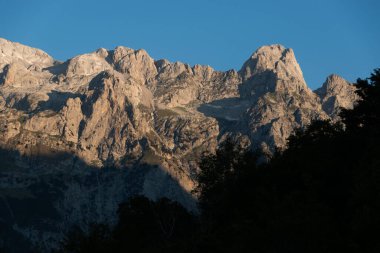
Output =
[
  {"x1": 0, "y1": 38, "x2": 357, "y2": 251},
  {"x1": 315, "y1": 74, "x2": 358, "y2": 118}
]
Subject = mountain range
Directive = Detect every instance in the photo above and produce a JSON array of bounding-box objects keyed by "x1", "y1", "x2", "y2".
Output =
[{"x1": 0, "y1": 38, "x2": 357, "y2": 251}]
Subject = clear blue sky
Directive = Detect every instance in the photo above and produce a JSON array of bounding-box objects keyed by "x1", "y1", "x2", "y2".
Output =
[{"x1": 0, "y1": 0, "x2": 379, "y2": 89}]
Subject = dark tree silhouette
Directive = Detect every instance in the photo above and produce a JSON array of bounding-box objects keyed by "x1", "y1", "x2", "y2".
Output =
[
  {"x1": 193, "y1": 69, "x2": 380, "y2": 253},
  {"x1": 59, "y1": 224, "x2": 112, "y2": 253},
  {"x1": 58, "y1": 196, "x2": 198, "y2": 253},
  {"x1": 113, "y1": 196, "x2": 198, "y2": 253},
  {"x1": 341, "y1": 68, "x2": 380, "y2": 130}
]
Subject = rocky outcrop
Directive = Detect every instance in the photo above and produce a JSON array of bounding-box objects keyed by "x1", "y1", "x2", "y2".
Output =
[
  {"x1": 0, "y1": 38, "x2": 54, "y2": 69},
  {"x1": 0, "y1": 38, "x2": 358, "y2": 251},
  {"x1": 239, "y1": 44, "x2": 309, "y2": 97},
  {"x1": 315, "y1": 74, "x2": 358, "y2": 118}
]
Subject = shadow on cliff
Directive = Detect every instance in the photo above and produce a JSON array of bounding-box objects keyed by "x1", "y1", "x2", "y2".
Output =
[
  {"x1": 197, "y1": 71, "x2": 279, "y2": 141},
  {"x1": 197, "y1": 97, "x2": 251, "y2": 138},
  {"x1": 43, "y1": 61, "x2": 69, "y2": 76},
  {"x1": 0, "y1": 146, "x2": 195, "y2": 252},
  {"x1": 8, "y1": 90, "x2": 83, "y2": 114},
  {"x1": 237, "y1": 70, "x2": 277, "y2": 98},
  {"x1": 35, "y1": 91, "x2": 84, "y2": 113}
]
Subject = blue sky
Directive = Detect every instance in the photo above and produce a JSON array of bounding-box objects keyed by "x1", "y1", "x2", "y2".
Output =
[{"x1": 0, "y1": 0, "x2": 379, "y2": 89}]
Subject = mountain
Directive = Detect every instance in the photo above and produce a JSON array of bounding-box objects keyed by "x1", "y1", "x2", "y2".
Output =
[
  {"x1": 0, "y1": 38, "x2": 357, "y2": 251},
  {"x1": 315, "y1": 74, "x2": 359, "y2": 118}
]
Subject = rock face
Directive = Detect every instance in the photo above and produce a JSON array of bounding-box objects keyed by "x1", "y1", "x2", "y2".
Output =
[
  {"x1": 315, "y1": 74, "x2": 358, "y2": 118},
  {"x1": 0, "y1": 38, "x2": 357, "y2": 251},
  {"x1": 234, "y1": 45, "x2": 327, "y2": 152},
  {"x1": 239, "y1": 45, "x2": 307, "y2": 97}
]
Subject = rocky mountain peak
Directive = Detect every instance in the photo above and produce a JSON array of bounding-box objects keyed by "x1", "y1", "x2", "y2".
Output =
[
  {"x1": 318, "y1": 74, "x2": 352, "y2": 93},
  {"x1": 65, "y1": 51, "x2": 112, "y2": 77},
  {"x1": 0, "y1": 39, "x2": 359, "y2": 250},
  {"x1": 0, "y1": 37, "x2": 54, "y2": 68},
  {"x1": 239, "y1": 44, "x2": 309, "y2": 98},
  {"x1": 95, "y1": 47, "x2": 109, "y2": 58},
  {"x1": 315, "y1": 74, "x2": 358, "y2": 117},
  {"x1": 240, "y1": 44, "x2": 303, "y2": 80},
  {"x1": 111, "y1": 46, "x2": 157, "y2": 83}
]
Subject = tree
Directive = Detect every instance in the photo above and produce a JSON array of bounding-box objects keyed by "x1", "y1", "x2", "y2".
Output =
[
  {"x1": 194, "y1": 69, "x2": 380, "y2": 253},
  {"x1": 114, "y1": 196, "x2": 198, "y2": 253},
  {"x1": 59, "y1": 224, "x2": 112, "y2": 253},
  {"x1": 58, "y1": 196, "x2": 198, "y2": 253},
  {"x1": 341, "y1": 68, "x2": 380, "y2": 130}
]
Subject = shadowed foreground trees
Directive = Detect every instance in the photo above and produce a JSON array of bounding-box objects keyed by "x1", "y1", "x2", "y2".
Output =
[
  {"x1": 58, "y1": 196, "x2": 198, "y2": 253},
  {"x1": 58, "y1": 69, "x2": 380, "y2": 253}
]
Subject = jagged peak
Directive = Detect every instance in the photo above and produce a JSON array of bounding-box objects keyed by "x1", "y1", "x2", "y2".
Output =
[
  {"x1": 113, "y1": 45, "x2": 135, "y2": 53},
  {"x1": 254, "y1": 44, "x2": 287, "y2": 55},
  {"x1": 242, "y1": 44, "x2": 288, "y2": 66},
  {"x1": 238, "y1": 44, "x2": 308, "y2": 98},
  {"x1": 64, "y1": 51, "x2": 112, "y2": 77},
  {"x1": 193, "y1": 64, "x2": 214, "y2": 72},
  {"x1": 325, "y1": 74, "x2": 348, "y2": 84},
  {"x1": 314, "y1": 74, "x2": 357, "y2": 117},
  {"x1": 318, "y1": 74, "x2": 352, "y2": 92},
  {"x1": 0, "y1": 37, "x2": 52, "y2": 58},
  {"x1": 192, "y1": 64, "x2": 215, "y2": 79},
  {"x1": 111, "y1": 46, "x2": 153, "y2": 61},
  {"x1": 314, "y1": 74, "x2": 355, "y2": 104},
  {"x1": 95, "y1": 48, "x2": 109, "y2": 58},
  {"x1": 0, "y1": 37, "x2": 55, "y2": 67},
  {"x1": 239, "y1": 44, "x2": 302, "y2": 82},
  {"x1": 154, "y1": 59, "x2": 193, "y2": 79},
  {"x1": 61, "y1": 45, "x2": 157, "y2": 80}
]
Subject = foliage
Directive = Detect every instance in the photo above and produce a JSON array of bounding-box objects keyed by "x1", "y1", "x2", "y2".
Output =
[
  {"x1": 58, "y1": 196, "x2": 198, "y2": 253},
  {"x1": 193, "y1": 68, "x2": 380, "y2": 253},
  {"x1": 58, "y1": 224, "x2": 112, "y2": 253}
]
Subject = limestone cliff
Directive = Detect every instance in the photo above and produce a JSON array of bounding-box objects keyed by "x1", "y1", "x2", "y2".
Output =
[
  {"x1": 315, "y1": 74, "x2": 358, "y2": 118},
  {"x1": 0, "y1": 38, "x2": 357, "y2": 251}
]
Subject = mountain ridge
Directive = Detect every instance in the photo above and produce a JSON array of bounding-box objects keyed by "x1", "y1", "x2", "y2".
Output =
[
  {"x1": 0, "y1": 37, "x2": 343, "y2": 88},
  {"x1": 0, "y1": 38, "x2": 358, "y2": 250},
  {"x1": 0, "y1": 36, "x2": 358, "y2": 194}
]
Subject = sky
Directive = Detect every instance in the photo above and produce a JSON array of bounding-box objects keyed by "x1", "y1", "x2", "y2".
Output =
[{"x1": 0, "y1": 0, "x2": 379, "y2": 89}]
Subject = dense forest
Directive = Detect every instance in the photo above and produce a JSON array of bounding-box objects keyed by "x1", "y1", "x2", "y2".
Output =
[{"x1": 51, "y1": 69, "x2": 380, "y2": 252}]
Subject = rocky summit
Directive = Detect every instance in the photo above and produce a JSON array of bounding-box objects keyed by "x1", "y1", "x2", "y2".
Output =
[{"x1": 0, "y1": 38, "x2": 357, "y2": 251}]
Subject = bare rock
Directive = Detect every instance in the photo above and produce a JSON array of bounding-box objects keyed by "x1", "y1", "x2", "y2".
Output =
[
  {"x1": 62, "y1": 97, "x2": 83, "y2": 143},
  {"x1": 0, "y1": 38, "x2": 360, "y2": 250},
  {"x1": 112, "y1": 46, "x2": 158, "y2": 83},
  {"x1": 239, "y1": 44, "x2": 309, "y2": 98},
  {"x1": 0, "y1": 38, "x2": 54, "y2": 68},
  {"x1": 315, "y1": 74, "x2": 358, "y2": 118},
  {"x1": 65, "y1": 51, "x2": 112, "y2": 77}
]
